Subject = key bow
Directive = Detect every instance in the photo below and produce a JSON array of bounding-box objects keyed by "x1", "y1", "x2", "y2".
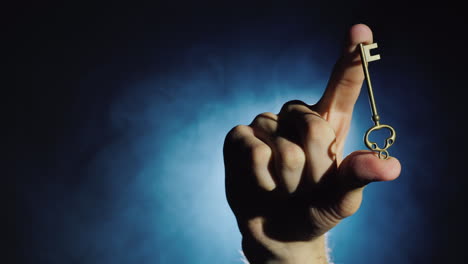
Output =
[{"x1": 364, "y1": 124, "x2": 396, "y2": 160}]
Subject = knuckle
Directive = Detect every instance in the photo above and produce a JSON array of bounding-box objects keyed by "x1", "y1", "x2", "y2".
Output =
[
  {"x1": 280, "y1": 100, "x2": 308, "y2": 113},
  {"x1": 250, "y1": 112, "x2": 277, "y2": 127},
  {"x1": 334, "y1": 200, "x2": 361, "y2": 218},
  {"x1": 309, "y1": 207, "x2": 340, "y2": 232},
  {"x1": 304, "y1": 115, "x2": 332, "y2": 142},
  {"x1": 226, "y1": 125, "x2": 250, "y2": 142},
  {"x1": 335, "y1": 75, "x2": 364, "y2": 89},
  {"x1": 250, "y1": 143, "x2": 272, "y2": 167},
  {"x1": 278, "y1": 144, "x2": 305, "y2": 171},
  {"x1": 224, "y1": 125, "x2": 252, "y2": 155},
  {"x1": 256, "y1": 112, "x2": 277, "y2": 121}
]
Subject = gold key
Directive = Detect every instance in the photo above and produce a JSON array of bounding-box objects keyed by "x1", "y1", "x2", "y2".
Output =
[{"x1": 359, "y1": 43, "x2": 396, "y2": 159}]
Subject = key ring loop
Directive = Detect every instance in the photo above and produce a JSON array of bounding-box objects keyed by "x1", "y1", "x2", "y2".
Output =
[{"x1": 378, "y1": 150, "x2": 389, "y2": 160}]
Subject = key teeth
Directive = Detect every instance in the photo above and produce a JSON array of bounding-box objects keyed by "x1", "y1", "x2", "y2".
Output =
[
  {"x1": 370, "y1": 54, "x2": 381, "y2": 61},
  {"x1": 364, "y1": 42, "x2": 381, "y2": 62}
]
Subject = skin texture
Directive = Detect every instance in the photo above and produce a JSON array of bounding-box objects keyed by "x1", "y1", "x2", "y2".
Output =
[{"x1": 223, "y1": 24, "x2": 401, "y2": 264}]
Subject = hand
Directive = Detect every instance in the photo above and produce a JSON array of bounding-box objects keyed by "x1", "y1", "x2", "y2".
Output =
[{"x1": 223, "y1": 24, "x2": 401, "y2": 264}]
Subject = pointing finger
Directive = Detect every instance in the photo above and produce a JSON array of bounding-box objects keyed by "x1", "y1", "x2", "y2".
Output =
[{"x1": 315, "y1": 24, "x2": 374, "y2": 152}]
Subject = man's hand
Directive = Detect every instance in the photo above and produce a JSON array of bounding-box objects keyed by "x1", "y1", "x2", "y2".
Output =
[{"x1": 223, "y1": 24, "x2": 401, "y2": 264}]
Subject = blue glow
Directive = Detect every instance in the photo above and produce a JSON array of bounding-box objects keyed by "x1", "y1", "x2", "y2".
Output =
[
  {"x1": 22, "y1": 28, "x2": 436, "y2": 264},
  {"x1": 102, "y1": 47, "x2": 329, "y2": 263}
]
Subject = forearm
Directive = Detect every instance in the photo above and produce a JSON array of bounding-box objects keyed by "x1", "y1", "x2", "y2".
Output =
[{"x1": 242, "y1": 235, "x2": 330, "y2": 264}]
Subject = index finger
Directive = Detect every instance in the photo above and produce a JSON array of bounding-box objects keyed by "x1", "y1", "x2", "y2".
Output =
[{"x1": 315, "y1": 24, "x2": 373, "y2": 135}]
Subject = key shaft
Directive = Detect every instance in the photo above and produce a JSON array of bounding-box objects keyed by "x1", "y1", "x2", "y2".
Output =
[{"x1": 359, "y1": 43, "x2": 380, "y2": 126}]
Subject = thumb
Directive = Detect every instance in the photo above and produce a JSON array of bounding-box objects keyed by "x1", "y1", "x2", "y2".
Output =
[{"x1": 332, "y1": 151, "x2": 401, "y2": 218}]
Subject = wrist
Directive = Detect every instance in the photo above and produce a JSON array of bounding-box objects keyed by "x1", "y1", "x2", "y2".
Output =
[{"x1": 242, "y1": 235, "x2": 330, "y2": 264}]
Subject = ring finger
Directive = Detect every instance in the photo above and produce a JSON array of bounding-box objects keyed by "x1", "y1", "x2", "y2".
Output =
[{"x1": 250, "y1": 112, "x2": 306, "y2": 194}]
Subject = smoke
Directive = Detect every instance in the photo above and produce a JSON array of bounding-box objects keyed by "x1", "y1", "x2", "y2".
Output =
[
  {"x1": 19, "y1": 23, "x2": 439, "y2": 264},
  {"x1": 99, "y1": 41, "x2": 330, "y2": 263}
]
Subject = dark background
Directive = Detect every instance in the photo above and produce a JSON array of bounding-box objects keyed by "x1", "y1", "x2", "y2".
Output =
[{"x1": 7, "y1": 1, "x2": 466, "y2": 263}]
